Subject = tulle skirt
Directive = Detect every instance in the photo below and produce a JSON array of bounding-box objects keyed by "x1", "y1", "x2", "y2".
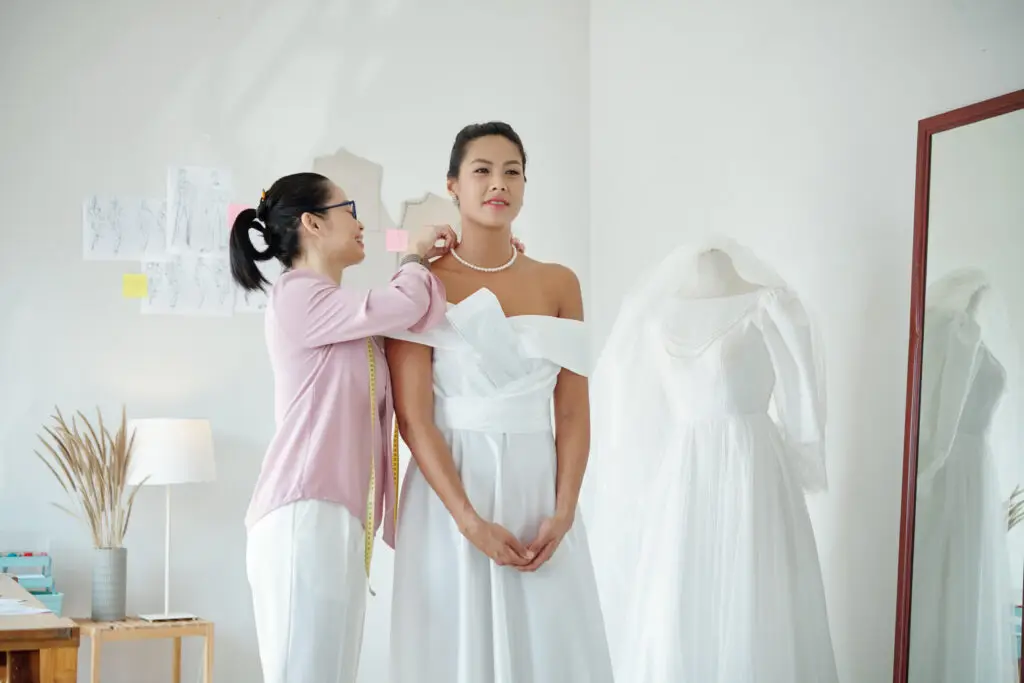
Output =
[
  {"x1": 593, "y1": 413, "x2": 839, "y2": 683},
  {"x1": 909, "y1": 434, "x2": 1019, "y2": 683}
]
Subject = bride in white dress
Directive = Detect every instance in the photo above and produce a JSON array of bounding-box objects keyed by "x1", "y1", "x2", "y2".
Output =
[
  {"x1": 384, "y1": 122, "x2": 613, "y2": 683},
  {"x1": 582, "y1": 237, "x2": 839, "y2": 683}
]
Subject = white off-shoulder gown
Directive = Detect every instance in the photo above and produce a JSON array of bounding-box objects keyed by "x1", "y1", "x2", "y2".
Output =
[{"x1": 386, "y1": 288, "x2": 613, "y2": 683}]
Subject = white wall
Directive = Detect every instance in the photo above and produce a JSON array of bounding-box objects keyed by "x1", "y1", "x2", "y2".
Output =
[
  {"x1": 589, "y1": 2, "x2": 1024, "y2": 682},
  {"x1": 0, "y1": 1, "x2": 588, "y2": 681}
]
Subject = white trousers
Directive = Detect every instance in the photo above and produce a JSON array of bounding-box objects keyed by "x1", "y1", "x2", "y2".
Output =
[{"x1": 247, "y1": 500, "x2": 367, "y2": 683}]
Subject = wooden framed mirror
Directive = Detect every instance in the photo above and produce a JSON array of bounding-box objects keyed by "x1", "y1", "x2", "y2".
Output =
[{"x1": 893, "y1": 87, "x2": 1024, "y2": 683}]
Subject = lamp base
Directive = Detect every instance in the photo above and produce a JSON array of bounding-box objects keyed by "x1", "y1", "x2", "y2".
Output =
[{"x1": 137, "y1": 611, "x2": 198, "y2": 622}]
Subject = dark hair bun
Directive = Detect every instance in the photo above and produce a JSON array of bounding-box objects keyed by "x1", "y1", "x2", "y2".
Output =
[{"x1": 447, "y1": 121, "x2": 527, "y2": 180}]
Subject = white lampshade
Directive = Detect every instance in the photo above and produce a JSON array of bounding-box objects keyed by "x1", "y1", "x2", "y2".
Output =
[{"x1": 126, "y1": 418, "x2": 216, "y2": 486}]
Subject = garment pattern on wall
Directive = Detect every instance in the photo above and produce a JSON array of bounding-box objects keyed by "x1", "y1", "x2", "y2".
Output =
[{"x1": 81, "y1": 148, "x2": 460, "y2": 316}]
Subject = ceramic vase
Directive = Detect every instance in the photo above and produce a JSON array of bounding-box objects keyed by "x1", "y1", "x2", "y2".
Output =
[{"x1": 91, "y1": 546, "x2": 127, "y2": 621}]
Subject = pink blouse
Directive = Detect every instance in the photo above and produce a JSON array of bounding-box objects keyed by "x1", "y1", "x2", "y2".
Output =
[{"x1": 243, "y1": 262, "x2": 446, "y2": 549}]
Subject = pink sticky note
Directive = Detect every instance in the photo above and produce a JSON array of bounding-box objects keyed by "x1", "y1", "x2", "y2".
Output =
[
  {"x1": 385, "y1": 229, "x2": 409, "y2": 252},
  {"x1": 227, "y1": 204, "x2": 249, "y2": 226}
]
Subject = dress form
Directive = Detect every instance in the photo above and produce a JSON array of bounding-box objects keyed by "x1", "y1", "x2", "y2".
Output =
[
  {"x1": 965, "y1": 283, "x2": 988, "y2": 319},
  {"x1": 585, "y1": 244, "x2": 839, "y2": 682},
  {"x1": 677, "y1": 248, "x2": 762, "y2": 299}
]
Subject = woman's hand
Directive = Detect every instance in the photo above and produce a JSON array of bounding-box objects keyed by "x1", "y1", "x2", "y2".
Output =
[
  {"x1": 517, "y1": 512, "x2": 572, "y2": 572},
  {"x1": 407, "y1": 226, "x2": 521, "y2": 261},
  {"x1": 462, "y1": 515, "x2": 533, "y2": 567},
  {"x1": 409, "y1": 224, "x2": 458, "y2": 260}
]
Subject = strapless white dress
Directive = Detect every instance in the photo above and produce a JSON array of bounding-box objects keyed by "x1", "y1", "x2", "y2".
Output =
[{"x1": 385, "y1": 288, "x2": 614, "y2": 683}]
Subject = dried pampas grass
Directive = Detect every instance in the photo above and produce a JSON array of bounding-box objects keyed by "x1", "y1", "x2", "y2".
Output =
[{"x1": 35, "y1": 405, "x2": 147, "y2": 548}]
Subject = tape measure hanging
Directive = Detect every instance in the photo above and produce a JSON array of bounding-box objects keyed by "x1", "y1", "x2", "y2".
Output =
[{"x1": 363, "y1": 338, "x2": 401, "y2": 597}]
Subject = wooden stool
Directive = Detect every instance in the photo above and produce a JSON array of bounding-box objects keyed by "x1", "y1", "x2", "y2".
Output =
[{"x1": 73, "y1": 617, "x2": 213, "y2": 683}]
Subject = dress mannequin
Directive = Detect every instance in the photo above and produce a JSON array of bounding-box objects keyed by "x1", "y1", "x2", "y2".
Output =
[
  {"x1": 585, "y1": 240, "x2": 838, "y2": 682},
  {"x1": 965, "y1": 282, "x2": 988, "y2": 318},
  {"x1": 677, "y1": 248, "x2": 763, "y2": 298},
  {"x1": 909, "y1": 274, "x2": 1017, "y2": 683}
]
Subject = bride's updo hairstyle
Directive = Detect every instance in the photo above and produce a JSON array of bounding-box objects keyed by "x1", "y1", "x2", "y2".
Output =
[{"x1": 446, "y1": 121, "x2": 529, "y2": 181}]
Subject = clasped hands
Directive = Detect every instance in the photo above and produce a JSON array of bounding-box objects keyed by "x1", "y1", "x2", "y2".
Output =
[{"x1": 461, "y1": 512, "x2": 573, "y2": 572}]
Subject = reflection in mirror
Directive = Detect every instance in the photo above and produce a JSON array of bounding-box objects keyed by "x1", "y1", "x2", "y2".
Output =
[{"x1": 909, "y1": 106, "x2": 1024, "y2": 682}]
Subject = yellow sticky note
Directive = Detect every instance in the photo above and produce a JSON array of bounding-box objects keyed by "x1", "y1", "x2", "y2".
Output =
[{"x1": 122, "y1": 274, "x2": 148, "y2": 299}]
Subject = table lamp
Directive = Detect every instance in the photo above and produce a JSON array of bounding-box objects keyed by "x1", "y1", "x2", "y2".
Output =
[{"x1": 126, "y1": 418, "x2": 216, "y2": 622}]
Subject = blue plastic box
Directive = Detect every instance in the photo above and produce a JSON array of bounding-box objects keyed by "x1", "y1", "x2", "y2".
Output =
[{"x1": 0, "y1": 552, "x2": 65, "y2": 616}]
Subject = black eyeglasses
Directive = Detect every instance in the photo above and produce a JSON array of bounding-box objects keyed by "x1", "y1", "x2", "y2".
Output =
[{"x1": 311, "y1": 199, "x2": 357, "y2": 220}]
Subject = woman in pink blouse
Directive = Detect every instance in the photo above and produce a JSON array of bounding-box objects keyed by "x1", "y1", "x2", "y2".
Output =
[{"x1": 228, "y1": 171, "x2": 454, "y2": 683}]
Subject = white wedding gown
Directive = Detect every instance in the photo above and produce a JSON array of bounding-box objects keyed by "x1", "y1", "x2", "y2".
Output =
[
  {"x1": 584, "y1": 286, "x2": 839, "y2": 683},
  {"x1": 909, "y1": 309, "x2": 1018, "y2": 683},
  {"x1": 386, "y1": 288, "x2": 614, "y2": 683}
]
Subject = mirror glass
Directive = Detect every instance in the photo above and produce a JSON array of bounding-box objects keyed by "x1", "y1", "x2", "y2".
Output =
[{"x1": 909, "y1": 106, "x2": 1024, "y2": 681}]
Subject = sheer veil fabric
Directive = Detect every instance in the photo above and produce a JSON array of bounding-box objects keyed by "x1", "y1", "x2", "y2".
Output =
[
  {"x1": 581, "y1": 235, "x2": 838, "y2": 682},
  {"x1": 918, "y1": 267, "x2": 1021, "y2": 490}
]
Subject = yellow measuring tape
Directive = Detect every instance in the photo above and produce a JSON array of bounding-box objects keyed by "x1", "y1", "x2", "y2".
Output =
[{"x1": 364, "y1": 338, "x2": 401, "y2": 596}]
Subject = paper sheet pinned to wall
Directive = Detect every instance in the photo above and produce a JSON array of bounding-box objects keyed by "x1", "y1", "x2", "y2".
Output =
[
  {"x1": 141, "y1": 255, "x2": 234, "y2": 316},
  {"x1": 234, "y1": 262, "x2": 284, "y2": 313},
  {"x1": 232, "y1": 224, "x2": 283, "y2": 313},
  {"x1": 379, "y1": 202, "x2": 396, "y2": 232},
  {"x1": 82, "y1": 154, "x2": 459, "y2": 316},
  {"x1": 312, "y1": 148, "x2": 383, "y2": 232},
  {"x1": 385, "y1": 229, "x2": 408, "y2": 252},
  {"x1": 227, "y1": 203, "x2": 249, "y2": 227},
  {"x1": 344, "y1": 231, "x2": 398, "y2": 291},
  {"x1": 122, "y1": 273, "x2": 148, "y2": 298},
  {"x1": 379, "y1": 202, "x2": 400, "y2": 268},
  {"x1": 398, "y1": 192, "x2": 459, "y2": 234},
  {"x1": 166, "y1": 166, "x2": 233, "y2": 255},
  {"x1": 394, "y1": 192, "x2": 460, "y2": 268},
  {"x1": 83, "y1": 197, "x2": 167, "y2": 261}
]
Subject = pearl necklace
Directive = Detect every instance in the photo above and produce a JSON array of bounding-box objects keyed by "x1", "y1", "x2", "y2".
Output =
[{"x1": 450, "y1": 245, "x2": 517, "y2": 273}]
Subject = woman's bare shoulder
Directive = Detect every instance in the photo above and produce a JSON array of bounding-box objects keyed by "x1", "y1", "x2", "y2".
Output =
[
  {"x1": 516, "y1": 256, "x2": 582, "y2": 318},
  {"x1": 518, "y1": 255, "x2": 579, "y2": 289}
]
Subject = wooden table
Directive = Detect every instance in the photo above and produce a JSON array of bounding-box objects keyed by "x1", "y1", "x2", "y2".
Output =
[
  {"x1": 0, "y1": 575, "x2": 79, "y2": 683},
  {"x1": 74, "y1": 617, "x2": 213, "y2": 683}
]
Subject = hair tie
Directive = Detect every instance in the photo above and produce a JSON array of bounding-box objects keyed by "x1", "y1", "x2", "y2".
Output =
[{"x1": 256, "y1": 189, "x2": 269, "y2": 222}]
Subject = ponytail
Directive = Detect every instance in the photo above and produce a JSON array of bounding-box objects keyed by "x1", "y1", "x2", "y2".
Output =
[
  {"x1": 228, "y1": 172, "x2": 333, "y2": 291},
  {"x1": 229, "y1": 208, "x2": 275, "y2": 292}
]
